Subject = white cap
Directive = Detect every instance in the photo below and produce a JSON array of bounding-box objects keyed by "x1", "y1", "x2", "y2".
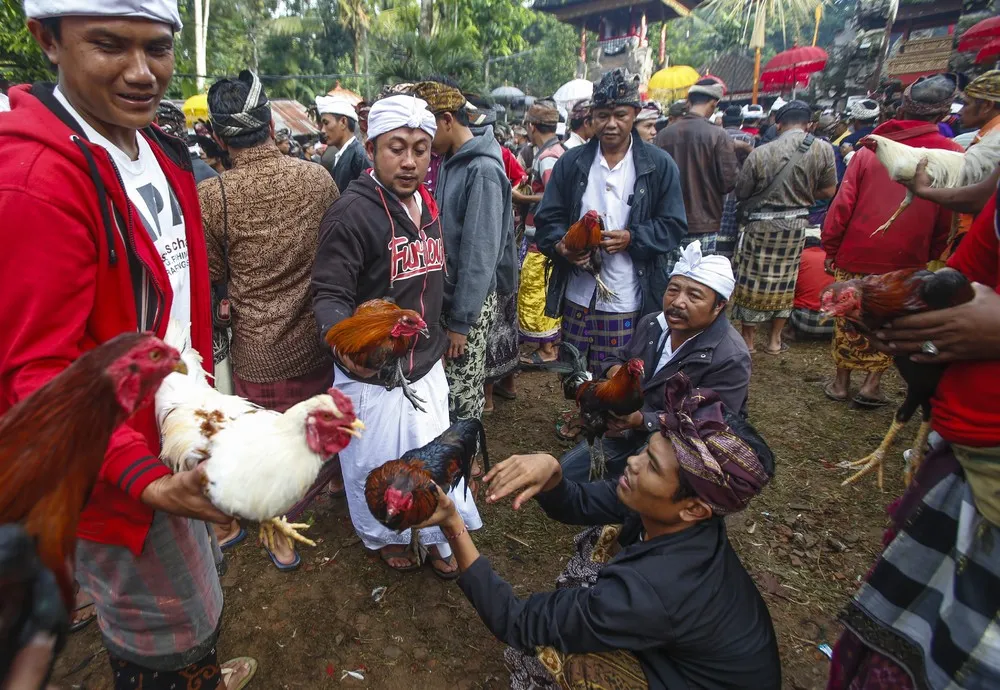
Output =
[
  {"x1": 316, "y1": 95, "x2": 358, "y2": 121},
  {"x1": 741, "y1": 104, "x2": 764, "y2": 120},
  {"x1": 668, "y1": 240, "x2": 736, "y2": 300},
  {"x1": 24, "y1": 0, "x2": 182, "y2": 31}
]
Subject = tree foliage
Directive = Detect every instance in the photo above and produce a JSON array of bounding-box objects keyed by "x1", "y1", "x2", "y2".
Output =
[{"x1": 0, "y1": 2, "x2": 53, "y2": 84}]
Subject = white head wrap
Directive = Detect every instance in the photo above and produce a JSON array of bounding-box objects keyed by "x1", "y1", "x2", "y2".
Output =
[
  {"x1": 669, "y1": 240, "x2": 735, "y2": 300},
  {"x1": 0, "y1": 93, "x2": 9, "y2": 114},
  {"x1": 367, "y1": 94, "x2": 437, "y2": 141},
  {"x1": 741, "y1": 104, "x2": 764, "y2": 120},
  {"x1": 315, "y1": 96, "x2": 357, "y2": 121},
  {"x1": 769, "y1": 97, "x2": 787, "y2": 114},
  {"x1": 849, "y1": 99, "x2": 879, "y2": 121},
  {"x1": 24, "y1": 0, "x2": 182, "y2": 31}
]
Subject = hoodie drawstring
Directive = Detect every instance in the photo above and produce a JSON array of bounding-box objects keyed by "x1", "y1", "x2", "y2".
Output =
[{"x1": 72, "y1": 136, "x2": 118, "y2": 266}]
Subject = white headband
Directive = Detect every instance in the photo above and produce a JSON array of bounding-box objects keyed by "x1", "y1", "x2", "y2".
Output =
[
  {"x1": 367, "y1": 94, "x2": 437, "y2": 141},
  {"x1": 316, "y1": 96, "x2": 357, "y2": 121},
  {"x1": 669, "y1": 240, "x2": 735, "y2": 300},
  {"x1": 24, "y1": 0, "x2": 182, "y2": 31}
]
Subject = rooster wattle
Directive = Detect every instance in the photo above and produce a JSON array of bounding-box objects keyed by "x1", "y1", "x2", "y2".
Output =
[{"x1": 155, "y1": 320, "x2": 364, "y2": 551}]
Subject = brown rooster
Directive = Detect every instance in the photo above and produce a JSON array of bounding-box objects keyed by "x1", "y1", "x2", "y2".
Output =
[
  {"x1": 324, "y1": 299, "x2": 430, "y2": 412},
  {"x1": 558, "y1": 342, "x2": 645, "y2": 479},
  {"x1": 820, "y1": 267, "x2": 973, "y2": 489},
  {"x1": 561, "y1": 210, "x2": 616, "y2": 302},
  {"x1": 365, "y1": 418, "x2": 488, "y2": 563},
  {"x1": 0, "y1": 332, "x2": 185, "y2": 608}
]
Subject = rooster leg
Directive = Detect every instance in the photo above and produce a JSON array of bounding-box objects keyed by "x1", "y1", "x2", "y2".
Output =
[
  {"x1": 841, "y1": 419, "x2": 905, "y2": 490},
  {"x1": 263, "y1": 516, "x2": 316, "y2": 548},
  {"x1": 594, "y1": 275, "x2": 618, "y2": 302},
  {"x1": 903, "y1": 407, "x2": 932, "y2": 487},
  {"x1": 588, "y1": 438, "x2": 608, "y2": 481},
  {"x1": 409, "y1": 529, "x2": 426, "y2": 567},
  {"x1": 870, "y1": 194, "x2": 912, "y2": 237},
  {"x1": 395, "y1": 360, "x2": 427, "y2": 413}
]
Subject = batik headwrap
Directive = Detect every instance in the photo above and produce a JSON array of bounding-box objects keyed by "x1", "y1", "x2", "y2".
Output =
[
  {"x1": 902, "y1": 73, "x2": 959, "y2": 117},
  {"x1": 155, "y1": 101, "x2": 186, "y2": 137},
  {"x1": 412, "y1": 81, "x2": 467, "y2": 115},
  {"x1": 208, "y1": 70, "x2": 270, "y2": 139},
  {"x1": 592, "y1": 69, "x2": 641, "y2": 109},
  {"x1": 849, "y1": 98, "x2": 880, "y2": 121},
  {"x1": 658, "y1": 372, "x2": 773, "y2": 515},
  {"x1": 965, "y1": 70, "x2": 1000, "y2": 104},
  {"x1": 525, "y1": 99, "x2": 560, "y2": 126}
]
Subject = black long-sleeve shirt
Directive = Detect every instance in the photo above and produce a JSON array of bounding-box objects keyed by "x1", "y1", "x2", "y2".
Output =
[{"x1": 457, "y1": 480, "x2": 781, "y2": 689}]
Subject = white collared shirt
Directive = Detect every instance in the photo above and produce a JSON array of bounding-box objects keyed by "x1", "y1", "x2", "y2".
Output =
[
  {"x1": 564, "y1": 131, "x2": 587, "y2": 149},
  {"x1": 653, "y1": 313, "x2": 701, "y2": 375},
  {"x1": 565, "y1": 141, "x2": 641, "y2": 312},
  {"x1": 334, "y1": 136, "x2": 358, "y2": 167}
]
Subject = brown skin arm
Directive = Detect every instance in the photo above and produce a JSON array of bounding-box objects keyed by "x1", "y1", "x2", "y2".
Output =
[
  {"x1": 901, "y1": 161, "x2": 999, "y2": 215},
  {"x1": 513, "y1": 189, "x2": 542, "y2": 205},
  {"x1": 816, "y1": 184, "x2": 838, "y2": 201}
]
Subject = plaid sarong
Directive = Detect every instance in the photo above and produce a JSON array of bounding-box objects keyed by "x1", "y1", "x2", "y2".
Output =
[
  {"x1": 731, "y1": 216, "x2": 808, "y2": 322},
  {"x1": 790, "y1": 308, "x2": 834, "y2": 337},
  {"x1": 831, "y1": 269, "x2": 892, "y2": 374},
  {"x1": 561, "y1": 299, "x2": 639, "y2": 375},
  {"x1": 232, "y1": 363, "x2": 334, "y2": 413},
  {"x1": 830, "y1": 442, "x2": 1000, "y2": 690},
  {"x1": 76, "y1": 512, "x2": 223, "y2": 671}
]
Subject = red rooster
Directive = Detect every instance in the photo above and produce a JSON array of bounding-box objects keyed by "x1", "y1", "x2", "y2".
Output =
[
  {"x1": 365, "y1": 418, "x2": 488, "y2": 562},
  {"x1": 325, "y1": 299, "x2": 430, "y2": 412},
  {"x1": 0, "y1": 333, "x2": 185, "y2": 608},
  {"x1": 561, "y1": 210, "x2": 616, "y2": 302},
  {"x1": 820, "y1": 267, "x2": 973, "y2": 489},
  {"x1": 558, "y1": 342, "x2": 645, "y2": 479}
]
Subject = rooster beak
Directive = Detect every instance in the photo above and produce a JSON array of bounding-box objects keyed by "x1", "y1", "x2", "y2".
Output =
[
  {"x1": 346, "y1": 418, "x2": 365, "y2": 438},
  {"x1": 419, "y1": 326, "x2": 430, "y2": 338},
  {"x1": 173, "y1": 360, "x2": 188, "y2": 375}
]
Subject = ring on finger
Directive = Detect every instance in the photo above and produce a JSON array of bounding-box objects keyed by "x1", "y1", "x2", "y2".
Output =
[{"x1": 921, "y1": 340, "x2": 939, "y2": 356}]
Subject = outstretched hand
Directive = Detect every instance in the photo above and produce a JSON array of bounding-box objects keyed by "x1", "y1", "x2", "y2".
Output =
[{"x1": 484, "y1": 454, "x2": 563, "y2": 510}]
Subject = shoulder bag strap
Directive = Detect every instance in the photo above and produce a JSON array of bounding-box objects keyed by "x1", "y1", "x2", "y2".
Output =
[
  {"x1": 740, "y1": 134, "x2": 815, "y2": 217},
  {"x1": 217, "y1": 176, "x2": 230, "y2": 294}
]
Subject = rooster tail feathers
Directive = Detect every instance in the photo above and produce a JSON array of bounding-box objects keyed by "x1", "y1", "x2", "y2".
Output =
[
  {"x1": 556, "y1": 341, "x2": 592, "y2": 399},
  {"x1": 164, "y1": 318, "x2": 192, "y2": 351}
]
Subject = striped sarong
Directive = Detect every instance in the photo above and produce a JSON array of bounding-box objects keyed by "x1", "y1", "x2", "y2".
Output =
[
  {"x1": 731, "y1": 216, "x2": 808, "y2": 323},
  {"x1": 561, "y1": 299, "x2": 639, "y2": 375},
  {"x1": 76, "y1": 512, "x2": 224, "y2": 671},
  {"x1": 232, "y1": 363, "x2": 334, "y2": 413},
  {"x1": 831, "y1": 268, "x2": 893, "y2": 374}
]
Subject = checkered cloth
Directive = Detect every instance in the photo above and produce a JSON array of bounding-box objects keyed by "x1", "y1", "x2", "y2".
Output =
[
  {"x1": 561, "y1": 300, "x2": 639, "y2": 375},
  {"x1": 731, "y1": 216, "x2": 808, "y2": 322},
  {"x1": 789, "y1": 308, "x2": 833, "y2": 337},
  {"x1": 232, "y1": 363, "x2": 334, "y2": 413},
  {"x1": 833, "y1": 442, "x2": 1000, "y2": 689}
]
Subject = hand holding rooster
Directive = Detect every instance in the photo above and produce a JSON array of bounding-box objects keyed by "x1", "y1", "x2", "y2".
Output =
[
  {"x1": 600, "y1": 229, "x2": 631, "y2": 254},
  {"x1": 874, "y1": 282, "x2": 1000, "y2": 363},
  {"x1": 140, "y1": 466, "x2": 231, "y2": 525}
]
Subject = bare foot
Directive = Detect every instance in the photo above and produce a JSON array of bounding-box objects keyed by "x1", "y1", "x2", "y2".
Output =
[
  {"x1": 214, "y1": 519, "x2": 242, "y2": 546},
  {"x1": 379, "y1": 544, "x2": 418, "y2": 571}
]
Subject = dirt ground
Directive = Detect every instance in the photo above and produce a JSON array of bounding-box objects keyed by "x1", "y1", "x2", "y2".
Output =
[{"x1": 56, "y1": 339, "x2": 909, "y2": 689}]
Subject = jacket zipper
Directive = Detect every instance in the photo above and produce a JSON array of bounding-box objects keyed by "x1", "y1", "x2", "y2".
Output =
[{"x1": 107, "y1": 155, "x2": 166, "y2": 334}]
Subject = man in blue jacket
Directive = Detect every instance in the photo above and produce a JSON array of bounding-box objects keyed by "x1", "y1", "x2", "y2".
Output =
[{"x1": 535, "y1": 69, "x2": 688, "y2": 373}]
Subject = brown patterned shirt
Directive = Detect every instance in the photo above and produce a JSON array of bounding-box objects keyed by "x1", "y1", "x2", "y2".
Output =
[{"x1": 198, "y1": 143, "x2": 339, "y2": 382}]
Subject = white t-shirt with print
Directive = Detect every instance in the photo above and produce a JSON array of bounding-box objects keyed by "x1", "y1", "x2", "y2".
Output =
[{"x1": 55, "y1": 87, "x2": 191, "y2": 326}]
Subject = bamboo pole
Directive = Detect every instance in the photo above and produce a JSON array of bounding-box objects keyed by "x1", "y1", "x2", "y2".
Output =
[
  {"x1": 752, "y1": 47, "x2": 761, "y2": 105},
  {"x1": 812, "y1": 4, "x2": 823, "y2": 47}
]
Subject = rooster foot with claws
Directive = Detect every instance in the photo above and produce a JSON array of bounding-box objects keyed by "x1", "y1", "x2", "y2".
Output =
[
  {"x1": 840, "y1": 449, "x2": 886, "y2": 490},
  {"x1": 409, "y1": 528, "x2": 427, "y2": 567},
  {"x1": 260, "y1": 515, "x2": 315, "y2": 553},
  {"x1": 594, "y1": 276, "x2": 618, "y2": 302},
  {"x1": 393, "y1": 361, "x2": 427, "y2": 413}
]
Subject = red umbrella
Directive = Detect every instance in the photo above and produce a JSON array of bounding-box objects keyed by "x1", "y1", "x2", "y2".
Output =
[
  {"x1": 760, "y1": 46, "x2": 828, "y2": 89},
  {"x1": 958, "y1": 16, "x2": 1000, "y2": 52},
  {"x1": 975, "y1": 38, "x2": 1000, "y2": 65}
]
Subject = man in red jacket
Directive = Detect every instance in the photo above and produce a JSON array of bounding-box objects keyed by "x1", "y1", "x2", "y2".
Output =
[
  {"x1": 821, "y1": 80, "x2": 962, "y2": 406},
  {"x1": 0, "y1": 4, "x2": 255, "y2": 688}
]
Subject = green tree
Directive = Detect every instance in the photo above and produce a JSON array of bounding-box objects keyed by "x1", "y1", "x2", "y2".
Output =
[
  {"x1": 491, "y1": 14, "x2": 578, "y2": 96},
  {"x1": 373, "y1": 28, "x2": 483, "y2": 90},
  {"x1": 0, "y1": 2, "x2": 52, "y2": 84}
]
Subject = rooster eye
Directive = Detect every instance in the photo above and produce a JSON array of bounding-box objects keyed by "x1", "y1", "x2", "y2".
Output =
[
  {"x1": 149, "y1": 350, "x2": 162, "y2": 361},
  {"x1": 322, "y1": 412, "x2": 334, "y2": 421}
]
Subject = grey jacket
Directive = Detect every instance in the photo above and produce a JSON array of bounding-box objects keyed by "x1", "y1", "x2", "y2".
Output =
[
  {"x1": 435, "y1": 128, "x2": 514, "y2": 334},
  {"x1": 603, "y1": 310, "x2": 752, "y2": 428}
]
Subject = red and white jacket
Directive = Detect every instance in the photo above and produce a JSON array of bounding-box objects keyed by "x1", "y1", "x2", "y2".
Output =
[{"x1": 0, "y1": 84, "x2": 214, "y2": 554}]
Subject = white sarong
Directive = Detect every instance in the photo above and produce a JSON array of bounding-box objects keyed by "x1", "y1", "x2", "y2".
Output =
[{"x1": 333, "y1": 360, "x2": 483, "y2": 549}]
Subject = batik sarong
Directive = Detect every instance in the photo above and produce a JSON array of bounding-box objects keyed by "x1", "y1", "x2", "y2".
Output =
[
  {"x1": 830, "y1": 269, "x2": 892, "y2": 373},
  {"x1": 443, "y1": 290, "x2": 497, "y2": 421},
  {"x1": 485, "y1": 290, "x2": 519, "y2": 382}
]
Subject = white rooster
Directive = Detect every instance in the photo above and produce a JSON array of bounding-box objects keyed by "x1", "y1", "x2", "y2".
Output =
[
  {"x1": 155, "y1": 320, "x2": 364, "y2": 551},
  {"x1": 860, "y1": 131, "x2": 1000, "y2": 236}
]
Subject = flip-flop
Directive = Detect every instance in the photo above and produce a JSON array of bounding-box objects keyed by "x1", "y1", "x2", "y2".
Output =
[
  {"x1": 378, "y1": 544, "x2": 421, "y2": 573},
  {"x1": 762, "y1": 343, "x2": 790, "y2": 355},
  {"x1": 519, "y1": 350, "x2": 558, "y2": 370},
  {"x1": 220, "y1": 657, "x2": 258, "y2": 690},
  {"x1": 264, "y1": 544, "x2": 301, "y2": 571},
  {"x1": 219, "y1": 526, "x2": 247, "y2": 551},
  {"x1": 823, "y1": 381, "x2": 849, "y2": 403},
  {"x1": 555, "y1": 418, "x2": 583, "y2": 441},
  {"x1": 852, "y1": 393, "x2": 891, "y2": 409},
  {"x1": 69, "y1": 599, "x2": 96, "y2": 633},
  {"x1": 493, "y1": 386, "x2": 516, "y2": 401},
  {"x1": 426, "y1": 550, "x2": 461, "y2": 581}
]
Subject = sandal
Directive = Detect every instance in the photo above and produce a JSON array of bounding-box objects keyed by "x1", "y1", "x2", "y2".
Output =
[
  {"x1": 219, "y1": 525, "x2": 247, "y2": 551},
  {"x1": 426, "y1": 548, "x2": 460, "y2": 581},
  {"x1": 823, "y1": 381, "x2": 849, "y2": 403},
  {"x1": 378, "y1": 544, "x2": 420, "y2": 573},
  {"x1": 493, "y1": 385, "x2": 516, "y2": 401},
  {"x1": 70, "y1": 591, "x2": 96, "y2": 633},
  {"x1": 762, "y1": 343, "x2": 790, "y2": 355},
  {"x1": 556, "y1": 411, "x2": 583, "y2": 441},
  {"x1": 519, "y1": 350, "x2": 557, "y2": 369},
  {"x1": 221, "y1": 656, "x2": 258, "y2": 690},
  {"x1": 852, "y1": 393, "x2": 890, "y2": 409}
]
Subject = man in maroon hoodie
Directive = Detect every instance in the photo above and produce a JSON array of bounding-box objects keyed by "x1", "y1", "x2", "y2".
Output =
[
  {"x1": 821, "y1": 75, "x2": 962, "y2": 406},
  {"x1": 0, "y1": 4, "x2": 255, "y2": 688}
]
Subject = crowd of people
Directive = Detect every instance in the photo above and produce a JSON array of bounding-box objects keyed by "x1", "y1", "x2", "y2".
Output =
[{"x1": 1, "y1": 2, "x2": 999, "y2": 689}]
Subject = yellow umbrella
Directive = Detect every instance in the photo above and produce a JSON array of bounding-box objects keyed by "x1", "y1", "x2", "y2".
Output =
[
  {"x1": 182, "y1": 93, "x2": 209, "y2": 127},
  {"x1": 647, "y1": 65, "x2": 700, "y2": 103}
]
